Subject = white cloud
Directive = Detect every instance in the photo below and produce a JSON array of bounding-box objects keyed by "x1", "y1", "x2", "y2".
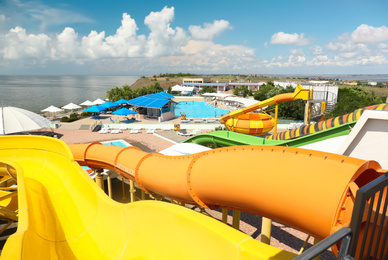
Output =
[
  {"x1": 270, "y1": 32, "x2": 309, "y2": 46},
  {"x1": 0, "y1": 14, "x2": 5, "y2": 22},
  {"x1": 0, "y1": 6, "x2": 254, "y2": 73},
  {"x1": 2, "y1": 26, "x2": 51, "y2": 59},
  {"x1": 352, "y1": 24, "x2": 388, "y2": 43},
  {"x1": 52, "y1": 27, "x2": 81, "y2": 60},
  {"x1": 310, "y1": 45, "x2": 323, "y2": 55},
  {"x1": 1, "y1": 0, "x2": 93, "y2": 32},
  {"x1": 104, "y1": 13, "x2": 146, "y2": 57},
  {"x1": 189, "y1": 20, "x2": 232, "y2": 41},
  {"x1": 144, "y1": 6, "x2": 188, "y2": 57}
]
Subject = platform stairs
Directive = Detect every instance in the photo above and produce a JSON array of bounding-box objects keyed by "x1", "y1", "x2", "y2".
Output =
[{"x1": 309, "y1": 91, "x2": 337, "y2": 122}]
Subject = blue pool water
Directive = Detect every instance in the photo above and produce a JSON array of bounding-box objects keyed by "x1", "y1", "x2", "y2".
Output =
[
  {"x1": 102, "y1": 140, "x2": 129, "y2": 147},
  {"x1": 174, "y1": 101, "x2": 229, "y2": 118}
]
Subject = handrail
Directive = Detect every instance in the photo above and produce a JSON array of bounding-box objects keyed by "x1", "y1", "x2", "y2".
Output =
[{"x1": 90, "y1": 120, "x2": 102, "y2": 131}]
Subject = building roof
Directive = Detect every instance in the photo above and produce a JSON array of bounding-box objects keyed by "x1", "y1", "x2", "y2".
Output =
[
  {"x1": 171, "y1": 85, "x2": 195, "y2": 92},
  {"x1": 127, "y1": 95, "x2": 170, "y2": 108},
  {"x1": 225, "y1": 97, "x2": 258, "y2": 107},
  {"x1": 146, "y1": 92, "x2": 174, "y2": 99}
]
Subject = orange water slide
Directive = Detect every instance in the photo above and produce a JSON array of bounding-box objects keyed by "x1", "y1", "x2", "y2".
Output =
[
  {"x1": 69, "y1": 143, "x2": 383, "y2": 241},
  {"x1": 219, "y1": 84, "x2": 311, "y2": 135}
]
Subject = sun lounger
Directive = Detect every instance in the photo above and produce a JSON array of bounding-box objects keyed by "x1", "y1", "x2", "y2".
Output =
[
  {"x1": 146, "y1": 128, "x2": 156, "y2": 134},
  {"x1": 194, "y1": 119, "x2": 201, "y2": 123},
  {"x1": 99, "y1": 129, "x2": 109, "y2": 134}
]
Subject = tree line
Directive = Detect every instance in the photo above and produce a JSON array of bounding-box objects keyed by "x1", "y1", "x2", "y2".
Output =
[{"x1": 106, "y1": 82, "x2": 163, "y2": 101}]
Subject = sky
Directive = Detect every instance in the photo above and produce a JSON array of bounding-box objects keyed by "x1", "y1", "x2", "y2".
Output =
[{"x1": 0, "y1": 0, "x2": 388, "y2": 75}]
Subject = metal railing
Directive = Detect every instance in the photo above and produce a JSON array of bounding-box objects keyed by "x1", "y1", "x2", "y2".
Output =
[
  {"x1": 349, "y1": 172, "x2": 388, "y2": 259},
  {"x1": 90, "y1": 120, "x2": 102, "y2": 131}
]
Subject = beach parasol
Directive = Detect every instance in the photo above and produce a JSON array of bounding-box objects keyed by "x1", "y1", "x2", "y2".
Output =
[
  {"x1": 62, "y1": 103, "x2": 81, "y2": 110},
  {"x1": 83, "y1": 105, "x2": 107, "y2": 113},
  {"x1": 100, "y1": 101, "x2": 119, "y2": 109},
  {"x1": 93, "y1": 98, "x2": 106, "y2": 105},
  {"x1": 112, "y1": 107, "x2": 137, "y2": 116},
  {"x1": 80, "y1": 100, "x2": 94, "y2": 106},
  {"x1": 0, "y1": 106, "x2": 52, "y2": 135},
  {"x1": 115, "y1": 99, "x2": 129, "y2": 105},
  {"x1": 41, "y1": 105, "x2": 63, "y2": 113}
]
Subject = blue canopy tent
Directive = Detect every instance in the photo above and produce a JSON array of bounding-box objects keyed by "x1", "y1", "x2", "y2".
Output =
[
  {"x1": 100, "y1": 101, "x2": 119, "y2": 109},
  {"x1": 112, "y1": 107, "x2": 137, "y2": 116},
  {"x1": 114, "y1": 99, "x2": 129, "y2": 105},
  {"x1": 84, "y1": 105, "x2": 107, "y2": 113},
  {"x1": 84, "y1": 105, "x2": 107, "y2": 119}
]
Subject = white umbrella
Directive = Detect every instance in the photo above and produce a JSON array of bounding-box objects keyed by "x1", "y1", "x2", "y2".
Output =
[
  {"x1": 41, "y1": 105, "x2": 63, "y2": 119},
  {"x1": 62, "y1": 103, "x2": 81, "y2": 110},
  {"x1": 41, "y1": 105, "x2": 63, "y2": 113},
  {"x1": 0, "y1": 106, "x2": 52, "y2": 135},
  {"x1": 93, "y1": 98, "x2": 105, "y2": 105},
  {"x1": 80, "y1": 100, "x2": 94, "y2": 106}
]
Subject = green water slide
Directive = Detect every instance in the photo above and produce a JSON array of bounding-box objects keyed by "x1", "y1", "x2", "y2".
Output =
[{"x1": 184, "y1": 121, "x2": 356, "y2": 148}]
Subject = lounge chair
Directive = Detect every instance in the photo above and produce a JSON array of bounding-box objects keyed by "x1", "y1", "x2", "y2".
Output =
[
  {"x1": 163, "y1": 125, "x2": 173, "y2": 131},
  {"x1": 130, "y1": 129, "x2": 140, "y2": 134},
  {"x1": 146, "y1": 128, "x2": 156, "y2": 134}
]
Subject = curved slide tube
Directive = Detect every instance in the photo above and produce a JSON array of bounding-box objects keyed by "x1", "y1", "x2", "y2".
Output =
[
  {"x1": 267, "y1": 103, "x2": 388, "y2": 140},
  {"x1": 0, "y1": 136, "x2": 297, "y2": 259},
  {"x1": 183, "y1": 121, "x2": 354, "y2": 148},
  {"x1": 219, "y1": 84, "x2": 311, "y2": 135},
  {"x1": 70, "y1": 140, "x2": 383, "y2": 241}
]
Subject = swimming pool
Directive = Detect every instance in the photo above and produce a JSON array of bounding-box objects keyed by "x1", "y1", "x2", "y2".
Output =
[
  {"x1": 101, "y1": 139, "x2": 131, "y2": 147},
  {"x1": 174, "y1": 101, "x2": 229, "y2": 118}
]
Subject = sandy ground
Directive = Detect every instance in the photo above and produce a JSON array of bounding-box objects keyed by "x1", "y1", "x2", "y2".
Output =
[{"x1": 54, "y1": 128, "x2": 174, "y2": 151}]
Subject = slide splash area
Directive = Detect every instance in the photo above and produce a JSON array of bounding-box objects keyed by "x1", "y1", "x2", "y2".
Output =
[
  {"x1": 219, "y1": 84, "x2": 311, "y2": 135},
  {"x1": 0, "y1": 135, "x2": 384, "y2": 258}
]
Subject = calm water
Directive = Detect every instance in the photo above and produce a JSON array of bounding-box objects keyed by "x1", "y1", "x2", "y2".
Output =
[
  {"x1": 174, "y1": 101, "x2": 229, "y2": 118},
  {"x1": 0, "y1": 75, "x2": 140, "y2": 113}
]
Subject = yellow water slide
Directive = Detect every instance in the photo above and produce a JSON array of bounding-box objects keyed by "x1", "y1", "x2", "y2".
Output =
[
  {"x1": 219, "y1": 84, "x2": 311, "y2": 135},
  {"x1": 0, "y1": 135, "x2": 297, "y2": 259}
]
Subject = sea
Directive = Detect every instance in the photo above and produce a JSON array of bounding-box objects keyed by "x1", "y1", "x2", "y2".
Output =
[{"x1": 0, "y1": 75, "x2": 140, "y2": 113}]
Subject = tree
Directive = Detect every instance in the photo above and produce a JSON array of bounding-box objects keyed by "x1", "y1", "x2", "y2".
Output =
[
  {"x1": 253, "y1": 81, "x2": 281, "y2": 101},
  {"x1": 233, "y1": 86, "x2": 252, "y2": 97},
  {"x1": 199, "y1": 86, "x2": 216, "y2": 94},
  {"x1": 253, "y1": 84, "x2": 306, "y2": 120},
  {"x1": 328, "y1": 86, "x2": 385, "y2": 117}
]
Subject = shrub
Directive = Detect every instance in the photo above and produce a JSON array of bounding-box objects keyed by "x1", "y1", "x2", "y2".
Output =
[
  {"x1": 81, "y1": 112, "x2": 91, "y2": 117},
  {"x1": 60, "y1": 116, "x2": 70, "y2": 122}
]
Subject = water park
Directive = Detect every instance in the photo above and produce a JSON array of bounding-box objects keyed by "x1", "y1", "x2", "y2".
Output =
[{"x1": 0, "y1": 85, "x2": 387, "y2": 260}]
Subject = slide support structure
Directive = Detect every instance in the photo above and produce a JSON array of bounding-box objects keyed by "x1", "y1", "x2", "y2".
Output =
[
  {"x1": 107, "y1": 173, "x2": 113, "y2": 198},
  {"x1": 222, "y1": 209, "x2": 228, "y2": 224},
  {"x1": 95, "y1": 169, "x2": 104, "y2": 190},
  {"x1": 232, "y1": 210, "x2": 241, "y2": 230},
  {"x1": 121, "y1": 178, "x2": 127, "y2": 200},
  {"x1": 274, "y1": 104, "x2": 279, "y2": 135},
  {"x1": 130, "y1": 180, "x2": 136, "y2": 203},
  {"x1": 261, "y1": 217, "x2": 272, "y2": 245}
]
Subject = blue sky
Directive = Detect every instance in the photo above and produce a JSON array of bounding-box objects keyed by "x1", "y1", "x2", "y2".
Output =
[{"x1": 0, "y1": 0, "x2": 387, "y2": 75}]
